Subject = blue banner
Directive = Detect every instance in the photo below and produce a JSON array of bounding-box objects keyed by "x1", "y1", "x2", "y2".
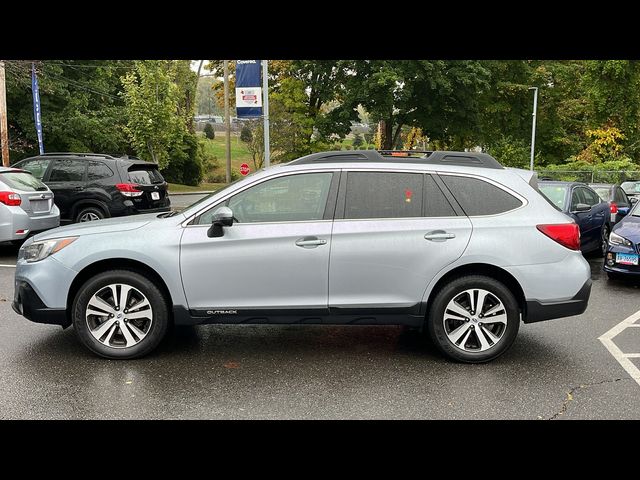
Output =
[
  {"x1": 235, "y1": 60, "x2": 263, "y2": 118},
  {"x1": 31, "y1": 63, "x2": 44, "y2": 155}
]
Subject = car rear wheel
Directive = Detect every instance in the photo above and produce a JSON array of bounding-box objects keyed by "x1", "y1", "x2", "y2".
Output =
[
  {"x1": 427, "y1": 275, "x2": 520, "y2": 363},
  {"x1": 76, "y1": 206, "x2": 105, "y2": 223},
  {"x1": 72, "y1": 270, "x2": 170, "y2": 359}
]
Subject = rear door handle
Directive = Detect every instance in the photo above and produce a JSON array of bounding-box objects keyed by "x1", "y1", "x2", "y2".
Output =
[
  {"x1": 74, "y1": 186, "x2": 85, "y2": 191},
  {"x1": 424, "y1": 231, "x2": 456, "y2": 242},
  {"x1": 295, "y1": 237, "x2": 327, "y2": 248}
]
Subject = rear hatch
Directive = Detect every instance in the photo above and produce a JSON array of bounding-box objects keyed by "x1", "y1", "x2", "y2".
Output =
[
  {"x1": 0, "y1": 170, "x2": 55, "y2": 216},
  {"x1": 125, "y1": 164, "x2": 170, "y2": 210}
]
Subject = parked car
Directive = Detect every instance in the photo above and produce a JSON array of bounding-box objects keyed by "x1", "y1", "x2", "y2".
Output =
[
  {"x1": 538, "y1": 181, "x2": 610, "y2": 255},
  {"x1": 604, "y1": 200, "x2": 640, "y2": 279},
  {"x1": 12, "y1": 153, "x2": 170, "y2": 223},
  {"x1": 0, "y1": 167, "x2": 59, "y2": 244},
  {"x1": 621, "y1": 181, "x2": 640, "y2": 203},
  {"x1": 12, "y1": 150, "x2": 592, "y2": 363},
  {"x1": 589, "y1": 183, "x2": 633, "y2": 226}
]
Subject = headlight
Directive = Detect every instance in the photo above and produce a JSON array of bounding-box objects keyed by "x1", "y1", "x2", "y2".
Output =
[
  {"x1": 22, "y1": 237, "x2": 78, "y2": 263},
  {"x1": 609, "y1": 232, "x2": 633, "y2": 247}
]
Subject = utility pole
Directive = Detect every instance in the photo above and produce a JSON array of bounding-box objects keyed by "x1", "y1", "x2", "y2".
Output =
[
  {"x1": 529, "y1": 86, "x2": 538, "y2": 172},
  {"x1": 0, "y1": 61, "x2": 9, "y2": 167},
  {"x1": 223, "y1": 60, "x2": 231, "y2": 183},
  {"x1": 262, "y1": 60, "x2": 270, "y2": 168}
]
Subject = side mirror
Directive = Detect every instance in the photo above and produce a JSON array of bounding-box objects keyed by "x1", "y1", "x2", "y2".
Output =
[
  {"x1": 630, "y1": 197, "x2": 638, "y2": 204},
  {"x1": 208, "y1": 206, "x2": 234, "y2": 238},
  {"x1": 572, "y1": 203, "x2": 591, "y2": 213}
]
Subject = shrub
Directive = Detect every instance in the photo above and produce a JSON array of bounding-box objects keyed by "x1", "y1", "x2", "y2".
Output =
[
  {"x1": 204, "y1": 123, "x2": 215, "y2": 140},
  {"x1": 240, "y1": 125, "x2": 253, "y2": 143},
  {"x1": 352, "y1": 134, "x2": 364, "y2": 148}
]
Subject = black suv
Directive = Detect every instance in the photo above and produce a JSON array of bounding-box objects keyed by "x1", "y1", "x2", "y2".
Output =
[{"x1": 12, "y1": 153, "x2": 170, "y2": 222}]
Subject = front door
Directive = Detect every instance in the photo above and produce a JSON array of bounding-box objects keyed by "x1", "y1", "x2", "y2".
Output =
[
  {"x1": 328, "y1": 171, "x2": 472, "y2": 314},
  {"x1": 180, "y1": 171, "x2": 338, "y2": 316}
]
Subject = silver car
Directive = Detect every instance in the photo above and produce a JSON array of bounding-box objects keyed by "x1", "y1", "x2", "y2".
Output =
[
  {"x1": 12, "y1": 150, "x2": 591, "y2": 363},
  {"x1": 0, "y1": 167, "x2": 60, "y2": 244}
]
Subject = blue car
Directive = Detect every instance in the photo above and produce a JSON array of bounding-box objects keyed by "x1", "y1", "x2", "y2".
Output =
[
  {"x1": 539, "y1": 181, "x2": 610, "y2": 255},
  {"x1": 604, "y1": 200, "x2": 640, "y2": 278}
]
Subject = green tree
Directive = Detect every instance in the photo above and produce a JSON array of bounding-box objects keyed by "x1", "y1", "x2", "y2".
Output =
[
  {"x1": 352, "y1": 133, "x2": 363, "y2": 148},
  {"x1": 121, "y1": 60, "x2": 183, "y2": 168},
  {"x1": 204, "y1": 122, "x2": 215, "y2": 140}
]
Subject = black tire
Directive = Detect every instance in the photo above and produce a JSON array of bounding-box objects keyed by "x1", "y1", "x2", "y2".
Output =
[
  {"x1": 75, "y1": 205, "x2": 106, "y2": 223},
  {"x1": 599, "y1": 225, "x2": 610, "y2": 257},
  {"x1": 427, "y1": 275, "x2": 520, "y2": 363},
  {"x1": 72, "y1": 269, "x2": 170, "y2": 359}
]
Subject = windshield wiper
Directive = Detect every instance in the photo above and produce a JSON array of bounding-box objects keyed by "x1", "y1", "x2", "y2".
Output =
[{"x1": 157, "y1": 211, "x2": 178, "y2": 218}]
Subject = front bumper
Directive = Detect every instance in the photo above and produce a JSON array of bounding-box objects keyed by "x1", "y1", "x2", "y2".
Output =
[
  {"x1": 603, "y1": 247, "x2": 640, "y2": 275},
  {"x1": 12, "y1": 281, "x2": 69, "y2": 328},
  {"x1": 524, "y1": 278, "x2": 592, "y2": 323}
]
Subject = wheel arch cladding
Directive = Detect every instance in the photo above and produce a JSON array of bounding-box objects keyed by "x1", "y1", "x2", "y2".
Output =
[
  {"x1": 424, "y1": 263, "x2": 526, "y2": 321},
  {"x1": 67, "y1": 258, "x2": 174, "y2": 323}
]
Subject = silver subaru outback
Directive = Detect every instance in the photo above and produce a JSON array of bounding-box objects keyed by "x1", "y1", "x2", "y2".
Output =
[{"x1": 12, "y1": 150, "x2": 591, "y2": 363}]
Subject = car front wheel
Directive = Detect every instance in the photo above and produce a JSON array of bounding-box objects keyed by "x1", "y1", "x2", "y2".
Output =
[
  {"x1": 427, "y1": 275, "x2": 520, "y2": 363},
  {"x1": 72, "y1": 270, "x2": 170, "y2": 359}
]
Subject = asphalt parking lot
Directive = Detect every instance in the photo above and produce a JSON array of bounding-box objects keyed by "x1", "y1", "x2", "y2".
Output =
[{"x1": 1, "y1": 239, "x2": 639, "y2": 419}]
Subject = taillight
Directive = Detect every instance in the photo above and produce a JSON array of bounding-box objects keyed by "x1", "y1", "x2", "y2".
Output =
[
  {"x1": 116, "y1": 183, "x2": 143, "y2": 197},
  {"x1": 536, "y1": 223, "x2": 581, "y2": 251},
  {"x1": 610, "y1": 202, "x2": 618, "y2": 214},
  {"x1": 0, "y1": 191, "x2": 22, "y2": 206}
]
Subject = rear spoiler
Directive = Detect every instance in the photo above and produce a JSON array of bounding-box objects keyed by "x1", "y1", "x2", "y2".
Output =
[{"x1": 506, "y1": 168, "x2": 539, "y2": 190}]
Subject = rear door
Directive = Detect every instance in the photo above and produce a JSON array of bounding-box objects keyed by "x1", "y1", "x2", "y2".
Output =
[
  {"x1": 328, "y1": 171, "x2": 471, "y2": 315},
  {"x1": 126, "y1": 164, "x2": 170, "y2": 210},
  {"x1": 44, "y1": 158, "x2": 88, "y2": 219}
]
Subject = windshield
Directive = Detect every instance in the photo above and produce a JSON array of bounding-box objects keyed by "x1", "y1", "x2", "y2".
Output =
[
  {"x1": 632, "y1": 201, "x2": 640, "y2": 217},
  {"x1": 128, "y1": 166, "x2": 165, "y2": 185},
  {"x1": 621, "y1": 181, "x2": 640, "y2": 195},
  {"x1": 0, "y1": 171, "x2": 48, "y2": 192},
  {"x1": 592, "y1": 187, "x2": 611, "y2": 202},
  {"x1": 539, "y1": 184, "x2": 568, "y2": 210}
]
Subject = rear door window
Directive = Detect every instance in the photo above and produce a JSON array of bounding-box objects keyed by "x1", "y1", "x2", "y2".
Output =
[
  {"x1": 49, "y1": 159, "x2": 86, "y2": 182},
  {"x1": 344, "y1": 172, "x2": 424, "y2": 219},
  {"x1": 128, "y1": 166, "x2": 164, "y2": 185},
  {"x1": 0, "y1": 171, "x2": 48, "y2": 192},
  {"x1": 440, "y1": 175, "x2": 522, "y2": 216}
]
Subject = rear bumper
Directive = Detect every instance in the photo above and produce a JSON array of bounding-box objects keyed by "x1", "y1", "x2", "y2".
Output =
[
  {"x1": 12, "y1": 280, "x2": 70, "y2": 328},
  {"x1": 0, "y1": 206, "x2": 60, "y2": 241},
  {"x1": 524, "y1": 278, "x2": 592, "y2": 323}
]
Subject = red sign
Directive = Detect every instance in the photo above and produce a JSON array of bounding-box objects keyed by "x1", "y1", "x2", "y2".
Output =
[{"x1": 240, "y1": 163, "x2": 250, "y2": 176}]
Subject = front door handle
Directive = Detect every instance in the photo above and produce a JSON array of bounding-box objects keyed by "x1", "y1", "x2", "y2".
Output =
[
  {"x1": 424, "y1": 231, "x2": 456, "y2": 242},
  {"x1": 295, "y1": 237, "x2": 327, "y2": 248},
  {"x1": 75, "y1": 186, "x2": 85, "y2": 191}
]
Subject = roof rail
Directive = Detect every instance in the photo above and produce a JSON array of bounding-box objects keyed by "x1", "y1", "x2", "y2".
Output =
[
  {"x1": 40, "y1": 152, "x2": 116, "y2": 159},
  {"x1": 288, "y1": 149, "x2": 503, "y2": 169}
]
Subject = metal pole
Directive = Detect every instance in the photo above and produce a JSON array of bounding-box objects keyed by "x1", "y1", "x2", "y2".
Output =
[
  {"x1": 262, "y1": 60, "x2": 270, "y2": 168},
  {"x1": 0, "y1": 61, "x2": 9, "y2": 167},
  {"x1": 223, "y1": 60, "x2": 231, "y2": 183},
  {"x1": 529, "y1": 86, "x2": 538, "y2": 171}
]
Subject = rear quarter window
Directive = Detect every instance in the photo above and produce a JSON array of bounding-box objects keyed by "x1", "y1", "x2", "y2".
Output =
[{"x1": 440, "y1": 175, "x2": 523, "y2": 216}]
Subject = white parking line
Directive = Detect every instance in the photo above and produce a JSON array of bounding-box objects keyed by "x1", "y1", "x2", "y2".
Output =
[
  {"x1": 599, "y1": 309, "x2": 640, "y2": 387},
  {"x1": 0, "y1": 264, "x2": 16, "y2": 268}
]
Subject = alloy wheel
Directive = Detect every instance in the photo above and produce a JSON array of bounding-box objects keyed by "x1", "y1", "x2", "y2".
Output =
[
  {"x1": 442, "y1": 288, "x2": 507, "y2": 352},
  {"x1": 85, "y1": 283, "x2": 153, "y2": 348},
  {"x1": 79, "y1": 212, "x2": 101, "y2": 222}
]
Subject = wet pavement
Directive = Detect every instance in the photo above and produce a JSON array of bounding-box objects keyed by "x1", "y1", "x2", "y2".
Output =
[{"x1": 1, "y1": 242, "x2": 639, "y2": 419}]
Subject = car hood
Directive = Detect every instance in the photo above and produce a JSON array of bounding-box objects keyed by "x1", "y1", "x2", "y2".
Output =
[
  {"x1": 613, "y1": 214, "x2": 640, "y2": 241},
  {"x1": 33, "y1": 213, "x2": 162, "y2": 240}
]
